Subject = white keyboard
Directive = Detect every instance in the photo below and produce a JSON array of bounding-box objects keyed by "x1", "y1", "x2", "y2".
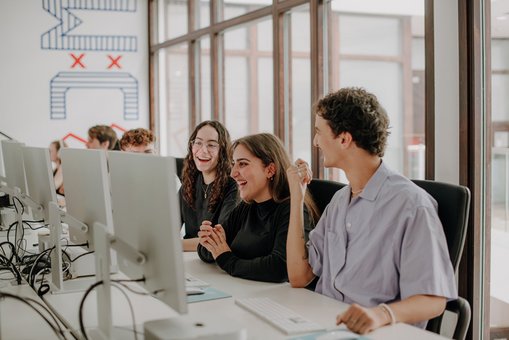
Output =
[{"x1": 235, "y1": 297, "x2": 325, "y2": 335}]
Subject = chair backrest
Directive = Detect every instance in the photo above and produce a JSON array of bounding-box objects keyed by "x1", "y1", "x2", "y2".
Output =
[
  {"x1": 412, "y1": 180, "x2": 471, "y2": 339},
  {"x1": 175, "y1": 157, "x2": 184, "y2": 181},
  {"x1": 411, "y1": 180, "x2": 470, "y2": 273},
  {"x1": 306, "y1": 179, "x2": 346, "y2": 215}
]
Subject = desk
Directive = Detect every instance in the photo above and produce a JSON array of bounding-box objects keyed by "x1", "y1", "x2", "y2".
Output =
[
  {"x1": 40, "y1": 252, "x2": 447, "y2": 340},
  {"x1": 0, "y1": 283, "x2": 68, "y2": 339}
]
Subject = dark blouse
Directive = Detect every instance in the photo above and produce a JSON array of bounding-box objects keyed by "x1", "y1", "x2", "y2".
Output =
[
  {"x1": 197, "y1": 199, "x2": 314, "y2": 283},
  {"x1": 179, "y1": 173, "x2": 238, "y2": 239}
]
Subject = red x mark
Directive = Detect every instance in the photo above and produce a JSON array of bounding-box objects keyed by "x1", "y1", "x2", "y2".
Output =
[
  {"x1": 70, "y1": 53, "x2": 85, "y2": 68},
  {"x1": 107, "y1": 55, "x2": 122, "y2": 69}
]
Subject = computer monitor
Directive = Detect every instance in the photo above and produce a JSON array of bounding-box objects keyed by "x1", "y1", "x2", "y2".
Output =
[
  {"x1": 107, "y1": 151, "x2": 186, "y2": 314},
  {"x1": 60, "y1": 148, "x2": 114, "y2": 250},
  {"x1": 1, "y1": 140, "x2": 27, "y2": 195},
  {"x1": 22, "y1": 147, "x2": 58, "y2": 223},
  {"x1": 47, "y1": 148, "x2": 114, "y2": 293}
]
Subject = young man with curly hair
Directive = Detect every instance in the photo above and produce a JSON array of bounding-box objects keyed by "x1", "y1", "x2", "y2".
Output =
[
  {"x1": 119, "y1": 128, "x2": 155, "y2": 154},
  {"x1": 286, "y1": 87, "x2": 457, "y2": 334}
]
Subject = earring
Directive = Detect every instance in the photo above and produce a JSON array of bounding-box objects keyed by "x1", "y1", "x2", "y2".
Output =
[{"x1": 270, "y1": 176, "x2": 274, "y2": 181}]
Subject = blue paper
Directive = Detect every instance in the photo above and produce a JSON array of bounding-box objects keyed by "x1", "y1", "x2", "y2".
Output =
[
  {"x1": 289, "y1": 329, "x2": 370, "y2": 340},
  {"x1": 186, "y1": 286, "x2": 231, "y2": 303}
]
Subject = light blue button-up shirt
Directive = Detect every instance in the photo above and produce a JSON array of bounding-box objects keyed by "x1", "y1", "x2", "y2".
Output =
[{"x1": 307, "y1": 162, "x2": 457, "y2": 328}]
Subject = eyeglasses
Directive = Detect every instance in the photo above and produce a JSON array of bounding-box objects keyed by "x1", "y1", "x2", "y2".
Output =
[{"x1": 191, "y1": 140, "x2": 220, "y2": 153}]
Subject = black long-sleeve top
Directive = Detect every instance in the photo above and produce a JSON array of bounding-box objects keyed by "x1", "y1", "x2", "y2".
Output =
[
  {"x1": 179, "y1": 174, "x2": 239, "y2": 239},
  {"x1": 197, "y1": 199, "x2": 313, "y2": 283}
]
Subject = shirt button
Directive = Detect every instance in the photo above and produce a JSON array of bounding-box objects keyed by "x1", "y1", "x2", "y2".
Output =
[{"x1": 346, "y1": 222, "x2": 351, "y2": 229}]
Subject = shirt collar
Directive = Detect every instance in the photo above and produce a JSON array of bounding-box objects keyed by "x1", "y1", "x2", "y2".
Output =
[{"x1": 356, "y1": 160, "x2": 390, "y2": 201}]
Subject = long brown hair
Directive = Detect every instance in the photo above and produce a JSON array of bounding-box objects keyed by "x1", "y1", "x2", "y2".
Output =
[
  {"x1": 232, "y1": 133, "x2": 319, "y2": 223},
  {"x1": 181, "y1": 121, "x2": 233, "y2": 212}
]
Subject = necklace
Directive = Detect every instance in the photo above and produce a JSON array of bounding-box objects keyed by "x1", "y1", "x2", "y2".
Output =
[{"x1": 202, "y1": 183, "x2": 212, "y2": 199}]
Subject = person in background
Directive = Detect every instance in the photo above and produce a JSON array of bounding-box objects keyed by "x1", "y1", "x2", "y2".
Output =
[
  {"x1": 197, "y1": 133, "x2": 319, "y2": 283},
  {"x1": 119, "y1": 128, "x2": 155, "y2": 154},
  {"x1": 86, "y1": 125, "x2": 120, "y2": 150},
  {"x1": 49, "y1": 140, "x2": 67, "y2": 196},
  {"x1": 286, "y1": 87, "x2": 457, "y2": 334},
  {"x1": 180, "y1": 121, "x2": 238, "y2": 251}
]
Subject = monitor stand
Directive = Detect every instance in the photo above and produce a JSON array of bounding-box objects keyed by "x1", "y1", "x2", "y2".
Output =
[{"x1": 143, "y1": 314, "x2": 247, "y2": 340}]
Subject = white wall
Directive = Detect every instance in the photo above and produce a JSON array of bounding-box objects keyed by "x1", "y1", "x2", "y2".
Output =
[{"x1": 0, "y1": 0, "x2": 149, "y2": 148}]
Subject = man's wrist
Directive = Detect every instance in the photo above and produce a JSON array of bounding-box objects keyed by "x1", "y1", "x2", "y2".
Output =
[{"x1": 378, "y1": 303, "x2": 396, "y2": 326}]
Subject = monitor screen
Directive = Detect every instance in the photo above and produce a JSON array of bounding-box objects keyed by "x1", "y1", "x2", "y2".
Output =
[
  {"x1": 60, "y1": 148, "x2": 114, "y2": 250},
  {"x1": 108, "y1": 151, "x2": 187, "y2": 315},
  {"x1": 22, "y1": 147, "x2": 58, "y2": 223},
  {"x1": 1, "y1": 140, "x2": 27, "y2": 194}
]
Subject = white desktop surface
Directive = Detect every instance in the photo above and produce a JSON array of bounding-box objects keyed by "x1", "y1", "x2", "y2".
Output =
[
  {"x1": 0, "y1": 283, "x2": 67, "y2": 339},
  {"x1": 39, "y1": 252, "x2": 448, "y2": 340}
]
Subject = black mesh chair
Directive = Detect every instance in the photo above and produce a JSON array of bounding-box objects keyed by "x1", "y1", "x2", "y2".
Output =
[
  {"x1": 306, "y1": 179, "x2": 346, "y2": 215},
  {"x1": 175, "y1": 157, "x2": 184, "y2": 181},
  {"x1": 412, "y1": 180, "x2": 471, "y2": 340}
]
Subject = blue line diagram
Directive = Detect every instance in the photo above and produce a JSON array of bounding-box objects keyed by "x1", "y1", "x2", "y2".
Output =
[
  {"x1": 50, "y1": 72, "x2": 139, "y2": 120},
  {"x1": 41, "y1": 0, "x2": 137, "y2": 51}
]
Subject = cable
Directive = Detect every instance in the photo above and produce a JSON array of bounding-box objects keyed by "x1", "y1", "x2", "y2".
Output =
[
  {"x1": 112, "y1": 282, "x2": 138, "y2": 340},
  {"x1": 0, "y1": 253, "x2": 22, "y2": 284},
  {"x1": 69, "y1": 251, "x2": 94, "y2": 263},
  {"x1": 23, "y1": 219, "x2": 45, "y2": 223},
  {"x1": 78, "y1": 278, "x2": 145, "y2": 340},
  {"x1": 113, "y1": 281, "x2": 150, "y2": 296},
  {"x1": 12, "y1": 196, "x2": 25, "y2": 216},
  {"x1": 0, "y1": 241, "x2": 16, "y2": 263},
  {"x1": 23, "y1": 220, "x2": 48, "y2": 231},
  {"x1": 0, "y1": 292, "x2": 68, "y2": 340},
  {"x1": 28, "y1": 247, "x2": 54, "y2": 288}
]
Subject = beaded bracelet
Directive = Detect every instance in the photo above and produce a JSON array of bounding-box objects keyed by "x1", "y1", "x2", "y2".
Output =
[{"x1": 379, "y1": 303, "x2": 396, "y2": 325}]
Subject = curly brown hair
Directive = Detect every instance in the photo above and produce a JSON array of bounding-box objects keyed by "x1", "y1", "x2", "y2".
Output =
[
  {"x1": 314, "y1": 87, "x2": 390, "y2": 157},
  {"x1": 232, "y1": 133, "x2": 319, "y2": 223},
  {"x1": 181, "y1": 121, "x2": 233, "y2": 212},
  {"x1": 119, "y1": 128, "x2": 155, "y2": 150}
]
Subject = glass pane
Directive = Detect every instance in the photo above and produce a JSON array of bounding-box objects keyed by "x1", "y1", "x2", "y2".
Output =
[
  {"x1": 329, "y1": 2, "x2": 425, "y2": 181},
  {"x1": 222, "y1": 1, "x2": 270, "y2": 22},
  {"x1": 490, "y1": 0, "x2": 509, "y2": 329},
  {"x1": 224, "y1": 18, "x2": 273, "y2": 140},
  {"x1": 339, "y1": 15, "x2": 401, "y2": 56},
  {"x1": 159, "y1": 44, "x2": 189, "y2": 157},
  {"x1": 225, "y1": 56, "x2": 248, "y2": 139},
  {"x1": 160, "y1": 0, "x2": 188, "y2": 41},
  {"x1": 289, "y1": 5, "x2": 311, "y2": 161},
  {"x1": 340, "y1": 60, "x2": 403, "y2": 171},
  {"x1": 199, "y1": 0, "x2": 210, "y2": 28},
  {"x1": 200, "y1": 37, "x2": 212, "y2": 121}
]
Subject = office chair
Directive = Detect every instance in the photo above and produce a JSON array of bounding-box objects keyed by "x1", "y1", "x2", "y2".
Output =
[
  {"x1": 306, "y1": 179, "x2": 346, "y2": 215},
  {"x1": 304, "y1": 179, "x2": 345, "y2": 290},
  {"x1": 175, "y1": 157, "x2": 184, "y2": 181},
  {"x1": 412, "y1": 180, "x2": 471, "y2": 340}
]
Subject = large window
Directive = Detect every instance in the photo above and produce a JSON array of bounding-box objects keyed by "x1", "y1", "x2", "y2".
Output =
[
  {"x1": 157, "y1": 44, "x2": 189, "y2": 156},
  {"x1": 329, "y1": 2, "x2": 425, "y2": 181},
  {"x1": 153, "y1": 0, "x2": 426, "y2": 179},
  {"x1": 490, "y1": 1, "x2": 509, "y2": 334},
  {"x1": 224, "y1": 18, "x2": 274, "y2": 140}
]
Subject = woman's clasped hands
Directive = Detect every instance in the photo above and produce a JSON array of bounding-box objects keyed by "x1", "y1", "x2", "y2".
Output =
[{"x1": 198, "y1": 220, "x2": 231, "y2": 259}]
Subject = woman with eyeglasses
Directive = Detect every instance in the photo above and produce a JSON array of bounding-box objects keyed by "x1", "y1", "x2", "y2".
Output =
[
  {"x1": 197, "y1": 133, "x2": 319, "y2": 283},
  {"x1": 180, "y1": 120, "x2": 239, "y2": 251}
]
